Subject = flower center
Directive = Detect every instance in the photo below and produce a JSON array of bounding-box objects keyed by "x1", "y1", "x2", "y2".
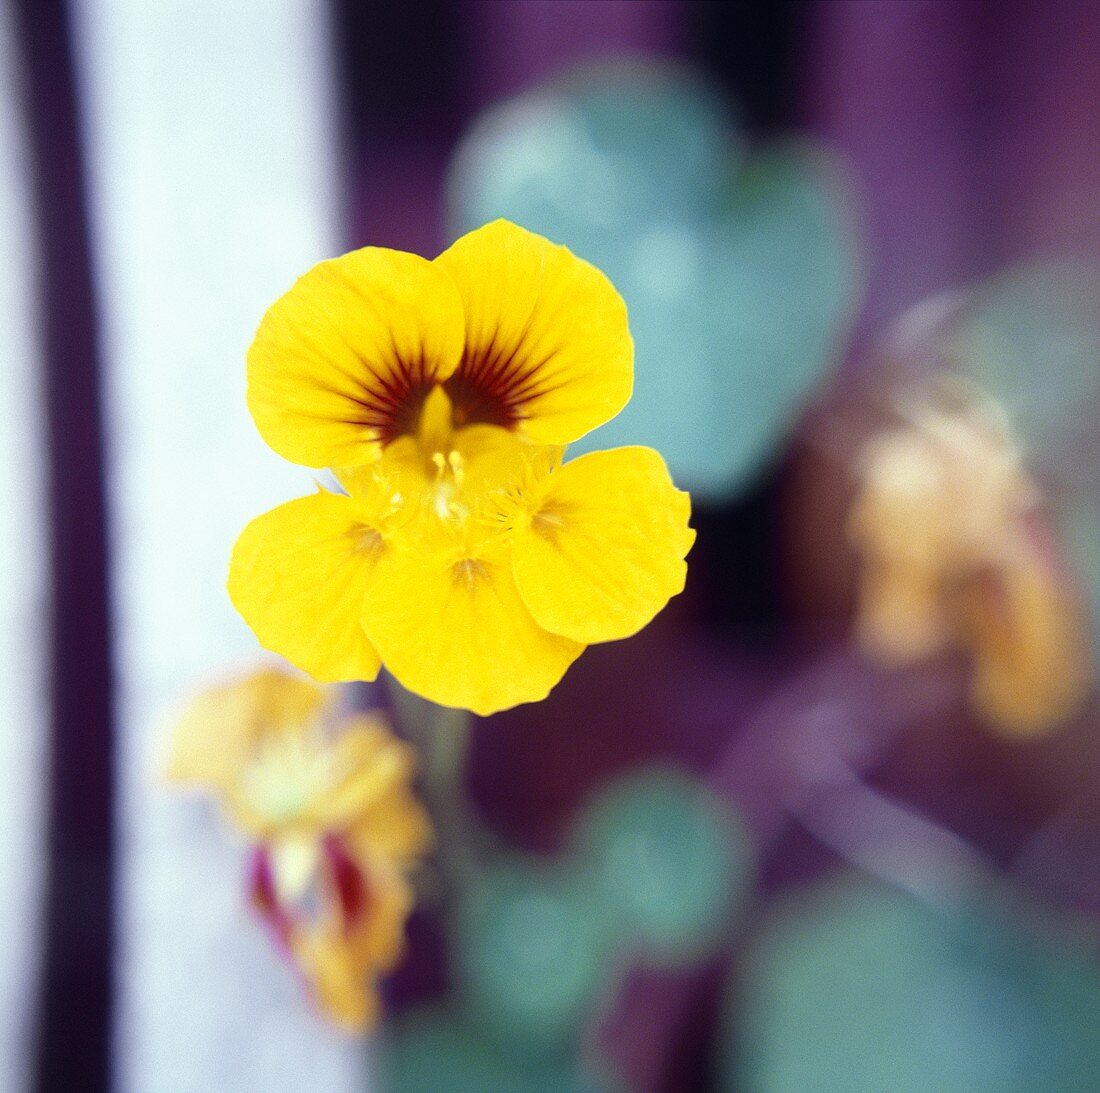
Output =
[
  {"x1": 429, "y1": 449, "x2": 467, "y2": 518},
  {"x1": 373, "y1": 342, "x2": 528, "y2": 451},
  {"x1": 443, "y1": 363, "x2": 524, "y2": 431},
  {"x1": 243, "y1": 723, "x2": 335, "y2": 826},
  {"x1": 531, "y1": 505, "x2": 566, "y2": 541},
  {"x1": 402, "y1": 385, "x2": 487, "y2": 524}
]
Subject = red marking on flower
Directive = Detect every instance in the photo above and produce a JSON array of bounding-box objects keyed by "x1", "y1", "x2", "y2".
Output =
[
  {"x1": 360, "y1": 360, "x2": 435, "y2": 445},
  {"x1": 247, "y1": 844, "x2": 293, "y2": 949},
  {"x1": 323, "y1": 834, "x2": 370, "y2": 934},
  {"x1": 444, "y1": 336, "x2": 558, "y2": 431}
]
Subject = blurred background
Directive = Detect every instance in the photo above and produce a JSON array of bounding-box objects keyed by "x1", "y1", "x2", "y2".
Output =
[{"x1": 6, "y1": 0, "x2": 1100, "y2": 1090}]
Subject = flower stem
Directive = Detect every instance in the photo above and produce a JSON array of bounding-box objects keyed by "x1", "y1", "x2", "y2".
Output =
[{"x1": 386, "y1": 680, "x2": 485, "y2": 886}]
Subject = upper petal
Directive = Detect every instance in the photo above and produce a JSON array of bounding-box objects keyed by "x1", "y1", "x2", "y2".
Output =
[
  {"x1": 360, "y1": 540, "x2": 585, "y2": 716},
  {"x1": 168, "y1": 668, "x2": 324, "y2": 792},
  {"x1": 228, "y1": 490, "x2": 384, "y2": 683},
  {"x1": 852, "y1": 560, "x2": 951, "y2": 664},
  {"x1": 311, "y1": 716, "x2": 426, "y2": 844},
  {"x1": 436, "y1": 219, "x2": 633, "y2": 444},
  {"x1": 248, "y1": 247, "x2": 466, "y2": 467},
  {"x1": 348, "y1": 783, "x2": 434, "y2": 862},
  {"x1": 511, "y1": 446, "x2": 694, "y2": 644}
]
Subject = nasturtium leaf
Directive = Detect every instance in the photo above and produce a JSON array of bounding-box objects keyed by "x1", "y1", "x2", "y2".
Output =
[
  {"x1": 1059, "y1": 496, "x2": 1100, "y2": 667},
  {"x1": 730, "y1": 875, "x2": 1100, "y2": 1092},
  {"x1": 453, "y1": 858, "x2": 615, "y2": 1057},
  {"x1": 941, "y1": 262, "x2": 1100, "y2": 667},
  {"x1": 944, "y1": 262, "x2": 1100, "y2": 484},
  {"x1": 384, "y1": 1008, "x2": 612, "y2": 1093},
  {"x1": 574, "y1": 768, "x2": 752, "y2": 962},
  {"x1": 447, "y1": 62, "x2": 859, "y2": 500}
]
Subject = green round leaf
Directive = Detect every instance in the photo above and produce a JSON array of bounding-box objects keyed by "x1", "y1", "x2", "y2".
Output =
[
  {"x1": 944, "y1": 262, "x2": 1100, "y2": 484},
  {"x1": 447, "y1": 64, "x2": 858, "y2": 501},
  {"x1": 453, "y1": 859, "x2": 615, "y2": 1056},
  {"x1": 574, "y1": 768, "x2": 752, "y2": 962},
  {"x1": 385, "y1": 1008, "x2": 611, "y2": 1093},
  {"x1": 731, "y1": 875, "x2": 1100, "y2": 1092},
  {"x1": 449, "y1": 60, "x2": 738, "y2": 248}
]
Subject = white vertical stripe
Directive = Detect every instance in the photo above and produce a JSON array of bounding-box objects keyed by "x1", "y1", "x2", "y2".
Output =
[
  {"x1": 0, "y1": 9, "x2": 49, "y2": 1093},
  {"x1": 70, "y1": 3, "x2": 366, "y2": 1090}
]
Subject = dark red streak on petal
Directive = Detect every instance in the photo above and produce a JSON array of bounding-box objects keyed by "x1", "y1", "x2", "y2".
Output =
[
  {"x1": 323, "y1": 834, "x2": 372, "y2": 934},
  {"x1": 247, "y1": 844, "x2": 294, "y2": 951}
]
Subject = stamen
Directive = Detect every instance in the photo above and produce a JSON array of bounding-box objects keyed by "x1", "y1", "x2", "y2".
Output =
[
  {"x1": 427, "y1": 447, "x2": 469, "y2": 523},
  {"x1": 350, "y1": 525, "x2": 385, "y2": 559},
  {"x1": 452, "y1": 557, "x2": 489, "y2": 589},
  {"x1": 531, "y1": 507, "x2": 566, "y2": 541},
  {"x1": 448, "y1": 450, "x2": 465, "y2": 489}
]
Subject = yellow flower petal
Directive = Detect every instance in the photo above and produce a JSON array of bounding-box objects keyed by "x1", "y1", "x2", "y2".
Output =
[
  {"x1": 848, "y1": 430, "x2": 954, "y2": 573},
  {"x1": 436, "y1": 219, "x2": 633, "y2": 444},
  {"x1": 228, "y1": 490, "x2": 383, "y2": 683},
  {"x1": 350, "y1": 784, "x2": 434, "y2": 862},
  {"x1": 361, "y1": 541, "x2": 584, "y2": 715},
  {"x1": 296, "y1": 931, "x2": 381, "y2": 1032},
  {"x1": 345, "y1": 860, "x2": 414, "y2": 970},
  {"x1": 853, "y1": 561, "x2": 950, "y2": 663},
  {"x1": 961, "y1": 547, "x2": 1091, "y2": 738},
  {"x1": 511, "y1": 447, "x2": 694, "y2": 644},
  {"x1": 313, "y1": 718, "x2": 422, "y2": 835},
  {"x1": 295, "y1": 858, "x2": 413, "y2": 1031},
  {"x1": 248, "y1": 247, "x2": 465, "y2": 467},
  {"x1": 168, "y1": 668, "x2": 324, "y2": 791}
]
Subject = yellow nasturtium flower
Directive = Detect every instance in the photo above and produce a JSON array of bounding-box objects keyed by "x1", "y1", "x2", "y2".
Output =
[
  {"x1": 849, "y1": 380, "x2": 1091, "y2": 737},
  {"x1": 169, "y1": 667, "x2": 431, "y2": 1029},
  {"x1": 230, "y1": 219, "x2": 694, "y2": 715}
]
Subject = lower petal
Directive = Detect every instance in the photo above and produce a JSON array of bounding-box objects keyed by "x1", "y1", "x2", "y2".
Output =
[
  {"x1": 361, "y1": 545, "x2": 584, "y2": 716},
  {"x1": 229, "y1": 490, "x2": 383, "y2": 683},
  {"x1": 511, "y1": 447, "x2": 694, "y2": 644},
  {"x1": 295, "y1": 930, "x2": 381, "y2": 1031}
]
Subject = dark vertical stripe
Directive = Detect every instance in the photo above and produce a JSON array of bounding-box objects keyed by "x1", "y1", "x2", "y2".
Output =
[
  {"x1": 681, "y1": 1, "x2": 810, "y2": 641},
  {"x1": 686, "y1": 0, "x2": 808, "y2": 132},
  {"x1": 11, "y1": 2, "x2": 115, "y2": 1091}
]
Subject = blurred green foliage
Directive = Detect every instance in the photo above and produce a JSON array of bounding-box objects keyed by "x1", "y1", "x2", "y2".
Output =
[
  {"x1": 384, "y1": 1007, "x2": 611, "y2": 1093},
  {"x1": 416, "y1": 769, "x2": 753, "y2": 1088},
  {"x1": 448, "y1": 60, "x2": 859, "y2": 500},
  {"x1": 945, "y1": 262, "x2": 1100, "y2": 484},
  {"x1": 731, "y1": 875, "x2": 1100, "y2": 1092},
  {"x1": 944, "y1": 262, "x2": 1100, "y2": 664},
  {"x1": 572, "y1": 767, "x2": 753, "y2": 962},
  {"x1": 453, "y1": 858, "x2": 615, "y2": 1058},
  {"x1": 1062, "y1": 498, "x2": 1100, "y2": 661}
]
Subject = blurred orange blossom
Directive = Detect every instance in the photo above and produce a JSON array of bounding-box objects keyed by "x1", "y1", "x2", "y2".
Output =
[{"x1": 169, "y1": 667, "x2": 431, "y2": 1029}]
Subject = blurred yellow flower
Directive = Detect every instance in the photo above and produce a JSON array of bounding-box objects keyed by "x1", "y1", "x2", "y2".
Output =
[
  {"x1": 169, "y1": 667, "x2": 431, "y2": 1030},
  {"x1": 849, "y1": 380, "x2": 1091, "y2": 737},
  {"x1": 230, "y1": 219, "x2": 694, "y2": 715}
]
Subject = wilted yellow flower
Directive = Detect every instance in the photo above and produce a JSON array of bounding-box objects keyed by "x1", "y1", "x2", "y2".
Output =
[
  {"x1": 849, "y1": 380, "x2": 1091, "y2": 736},
  {"x1": 169, "y1": 667, "x2": 431, "y2": 1029},
  {"x1": 230, "y1": 219, "x2": 694, "y2": 715}
]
